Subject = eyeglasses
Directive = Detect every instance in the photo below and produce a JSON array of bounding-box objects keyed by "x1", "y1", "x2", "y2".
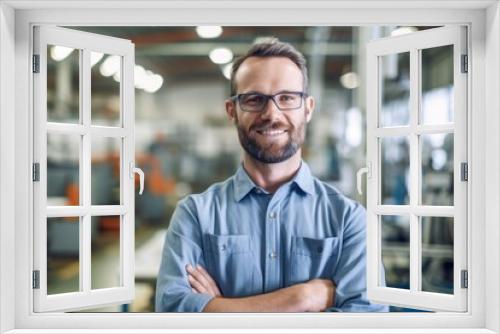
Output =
[{"x1": 231, "y1": 91, "x2": 308, "y2": 113}]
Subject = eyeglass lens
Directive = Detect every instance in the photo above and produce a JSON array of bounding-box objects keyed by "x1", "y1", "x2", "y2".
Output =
[{"x1": 239, "y1": 93, "x2": 303, "y2": 112}]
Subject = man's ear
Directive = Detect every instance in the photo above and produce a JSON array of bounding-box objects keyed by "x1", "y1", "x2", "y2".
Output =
[
  {"x1": 225, "y1": 98, "x2": 237, "y2": 124},
  {"x1": 305, "y1": 96, "x2": 315, "y2": 123}
]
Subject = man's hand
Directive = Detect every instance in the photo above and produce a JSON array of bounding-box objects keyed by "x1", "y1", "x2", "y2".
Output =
[
  {"x1": 301, "y1": 278, "x2": 335, "y2": 312},
  {"x1": 186, "y1": 264, "x2": 335, "y2": 312},
  {"x1": 186, "y1": 264, "x2": 222, "y2": 298}
]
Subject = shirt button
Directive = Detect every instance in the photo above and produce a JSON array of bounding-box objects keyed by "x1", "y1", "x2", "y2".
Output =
[
  {"x1": 269, "y1": 251, "x2": 277, "y2": 259},
  {"x1": 220, "y1": 244, "x2": 226, "y2": 251},
  {"x1": 269, "y1": 212, "x2": 277, "y2": 220}
]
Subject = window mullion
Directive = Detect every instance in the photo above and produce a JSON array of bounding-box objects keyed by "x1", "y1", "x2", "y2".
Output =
[
  {"x1": 409, "y1": 47, "x2": 420, "y2": 293},
  {"x1": 81, "y1": 48, "x2": 92, "y2": 293}
]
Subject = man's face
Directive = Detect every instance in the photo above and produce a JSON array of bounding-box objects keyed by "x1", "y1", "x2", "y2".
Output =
[{"x1": 226, "y1": 57, "x2": 315, "y2": 164}]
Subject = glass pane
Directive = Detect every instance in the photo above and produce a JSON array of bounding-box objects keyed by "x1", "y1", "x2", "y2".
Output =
[
  {"x1": 91, "y1": 136, "x2": 121, "y2": 205},
  {"x1": 421, "y1": 45, "x2": 454, "y2": 124},
  {"x1": 92, "y1": 53, "x2": 121, "y2": 127},
  {"x1": 47, "y1": 133, "x2": 81, "y2": 206},
  {"x1": 47, "y1": 217, "x2": 80, "y2": 294},
  {"x1": 47, "y1": 45, "x2": 80, "y2": 123},
  {"x1": 381, "y1": 215, "x2": 410, "y2": 289},
  {"x1": 421, "y1": 133, "x2": 454, "y2": 206},
  {"x1": 380, "y1": 52, "x2": 410, "y2": 127},
  {"x1": 421, "y1": 216, "x2": 454, "y2": 294},
  {"x1": 381, "y1": 136, "x2": 410, "y2": 205},
  {"x1": 91, "y1": 216, "x2": 121, "y2": 289}
]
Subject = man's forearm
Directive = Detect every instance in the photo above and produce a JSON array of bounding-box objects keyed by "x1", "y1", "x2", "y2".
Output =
[{"x1": 202, "y1": 283, "x2": 309, "y2": 312}]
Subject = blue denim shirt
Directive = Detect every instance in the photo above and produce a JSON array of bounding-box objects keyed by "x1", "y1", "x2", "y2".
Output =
[{"x1": 155, "y1": 162, "x2": 388, "y2": 312}]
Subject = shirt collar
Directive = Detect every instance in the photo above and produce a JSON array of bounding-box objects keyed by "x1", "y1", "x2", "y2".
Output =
[{"x1": 233, "y1": 161, "x2": 315, "y2": 202}]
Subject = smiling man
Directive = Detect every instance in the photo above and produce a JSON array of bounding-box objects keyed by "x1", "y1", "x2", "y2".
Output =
[{"x1": 155, "y1": 38, "x2": 388, "y2": 312}]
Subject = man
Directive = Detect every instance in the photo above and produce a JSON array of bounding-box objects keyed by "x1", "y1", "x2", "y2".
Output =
[{"x1": 155, "y1": 38, "x2": 388, "y2": 312}]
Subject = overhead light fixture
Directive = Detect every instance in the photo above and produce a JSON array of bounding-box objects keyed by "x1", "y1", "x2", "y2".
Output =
[
  {"x1": 391, "y1": 26, "x2": 418, "y2": 37},
  {"x1": 209, "y1": 48, "x2": 233, "y2": 65},
  {"x1": 91, "y1": 52, "x2": 104, "y2": 67},
  {"x1": 196, "y1": 26, "x2": 223, "y2": 39},
  {"x1": 340, "y1": 71, "x2": 360, "y2": 89},
  {"x1": 143, "y1": 74, "x2": 164, "y2": 93},
  {"x1": 222, "y1": 62, "x2": 233, "y2": 80},
  {"x1": 50, "y1": 46, "x2": 74, "y2": 61},
  {"x1": 99, "y1": 55, "x2": 121, "y2": 77},
  {"x1": 113, "y1": 71, "x2": 120, "y2": 83},
  {"x1": 134, "y1": 65, "x2": 147, "y2": 89}
]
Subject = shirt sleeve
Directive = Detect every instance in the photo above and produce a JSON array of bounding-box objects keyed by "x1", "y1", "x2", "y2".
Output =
[
  {"x1": 326, "y1": 200, "x2": 389, "y2": 312},
  {"x1": 155, "y1": 197, "x2": 214, "y2": 312}
]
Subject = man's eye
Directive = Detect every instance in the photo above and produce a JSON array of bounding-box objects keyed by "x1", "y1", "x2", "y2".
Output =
[
  {"x1": 279, "y1": 94, "x2": 297, "y2": 102},
  {"x1": 243, "y1": 95, "x2": 264, "y2": 105}
]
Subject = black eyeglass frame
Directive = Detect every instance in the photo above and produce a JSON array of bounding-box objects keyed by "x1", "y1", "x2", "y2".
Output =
[{"x1": 230, "y1": 91, "x2": 309, "y2": 112}]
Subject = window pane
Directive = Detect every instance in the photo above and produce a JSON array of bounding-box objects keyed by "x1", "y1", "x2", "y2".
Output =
[
  {"x1": 47, "y1": 133, "x2": 81, "y2": 206},
  {"x1": 381, "y1": 136, "x2": 410, "y2": 205},
  {"x1": 381, "y1": 215, "x2": 410, "y2": 289},
  {"x1": 47, "y1": 45, "x2": 80, "y2": 123},
  {"x1": 47, "y1": 217, "x2": 80, "y2": 294},
  {"x1": 379, "y1": 52, "x2": 410, "y2": 127},
  {"x1": 421, "y1": 216, "x2": 454, "y2": 294},
  {"x1": 91, "y1": 136, "x2": 121, "y2": 205},
  {"x1": 421, "y1": 45, "x2": 454, "y2": 124},
  {"x1": 91, "y1": 216, "x2": 121, "y2": 290},
  {"x1": 421, "y1": 133, "x2": 454, "y2": 206},
  {"x1": 92, "y1": 53, "x2": 121, "y2": 127}
]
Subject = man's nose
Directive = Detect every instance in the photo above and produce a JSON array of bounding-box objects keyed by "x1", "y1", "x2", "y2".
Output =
[{"x1": 260, "y1": 97, "x2": 281, "y2": 121}]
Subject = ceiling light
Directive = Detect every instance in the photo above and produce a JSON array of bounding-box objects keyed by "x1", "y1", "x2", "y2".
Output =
[
  {"x1": 340, "y1": 72, "x2": 360, "y2": 89},
  {"x1": 391, "y1": 26, "x2": 418, "y2": 37},
  {"x1": 99, "y1": 55, "x2": 121, "y2": 77},
  {"x1": 143, "y1": 74, "x2": 164, "y2": 93},
  {"x1": 50, "y1": 46, "x2": 74, "y2": 61},
  {"x1": 196, "y1": 26, "x2": 223, "y2": 39},
  {"x1": 209, "y1": 48, "x2": 233, "y2": 65},
  {"x1": 222, "y1": 62, "x2": 233, "y2": 80},
  {"x1": 134, "y1": 65, "x2": 147, "y2": 89},
  {"x1": 91, "y1": 52, "x2": 104, "y2": 67}
]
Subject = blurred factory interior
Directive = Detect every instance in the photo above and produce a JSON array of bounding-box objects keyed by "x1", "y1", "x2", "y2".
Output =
[{"x1": 45, "y1": 26, "x2": 454, "y2": 312}]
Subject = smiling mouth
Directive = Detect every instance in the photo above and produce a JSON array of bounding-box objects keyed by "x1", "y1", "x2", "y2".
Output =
[{"x1": 256, "y1": 129, "x2": 287, "y2": 137}]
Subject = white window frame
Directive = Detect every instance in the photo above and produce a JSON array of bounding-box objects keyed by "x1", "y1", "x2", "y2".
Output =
[
  {"x1": 0, "y1": 1, "x2": 499, "y2": 333},
  {"x1": 366, "y1": 26, "x2": 468, "y2": 312}
]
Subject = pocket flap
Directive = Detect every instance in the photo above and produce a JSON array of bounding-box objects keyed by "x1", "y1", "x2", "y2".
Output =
[
  {"x1": 206, "y1": 234, "x2": 252, "y2": 254},
  {"x1": 292, "y1": 236, "x2": 339, "y2": 257}
]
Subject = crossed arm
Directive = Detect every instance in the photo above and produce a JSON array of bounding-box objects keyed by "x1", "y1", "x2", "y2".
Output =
[{"x1": 186, "y1": 264, "x2": 336, "y2": 312}]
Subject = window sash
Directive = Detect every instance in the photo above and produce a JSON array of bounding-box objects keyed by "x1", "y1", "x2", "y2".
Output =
[
  {"x1": 32, "y1": 26, "x2": 136, "y2": 312},
  {"x1": 366, "y1": 26, "x2": 468, "y2": 312}
]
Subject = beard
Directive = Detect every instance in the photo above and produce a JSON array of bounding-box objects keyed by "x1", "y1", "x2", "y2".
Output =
[{"x1": 235, "y1": 115, "x2": 306, "y2": 164}]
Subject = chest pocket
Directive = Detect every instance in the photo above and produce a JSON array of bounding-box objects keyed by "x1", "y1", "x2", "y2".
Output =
[
  {"x1": 205, "y1": 234, "x2": 260, "y2": 297},
  {"x1": 288, "y1": 236, "x2": 339, "y2": 286}
]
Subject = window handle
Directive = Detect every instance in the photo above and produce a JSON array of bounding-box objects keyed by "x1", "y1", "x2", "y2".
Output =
[
  {"x1": 130, "y1": 162, "x2": 145, "y2": 195},
  {"x1": 356, "y1": 162, "x2": 371, "y2": 195}
]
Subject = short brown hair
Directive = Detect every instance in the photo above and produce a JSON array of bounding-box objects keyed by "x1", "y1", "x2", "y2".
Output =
[{"x1": 230, "y1": 37, "x2": 308, "y2": 96}]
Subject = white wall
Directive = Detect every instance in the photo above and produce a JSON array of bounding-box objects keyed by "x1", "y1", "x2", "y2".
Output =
[{"x1": 0, "y1": 2, "x2": 16, "y2": 333}]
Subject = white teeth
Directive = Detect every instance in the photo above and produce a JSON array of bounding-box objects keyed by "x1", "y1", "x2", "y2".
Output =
[{"x1": 260, "y1": 130, "x2": 285, "y2": 136}]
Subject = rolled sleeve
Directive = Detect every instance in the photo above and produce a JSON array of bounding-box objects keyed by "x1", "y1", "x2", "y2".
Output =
[
  {"x1": 328, "y1": 201, "x2": 389, "y2": 312},
  {"x1": 155, "y1": 198, "x2": 214, "y2": 312}
]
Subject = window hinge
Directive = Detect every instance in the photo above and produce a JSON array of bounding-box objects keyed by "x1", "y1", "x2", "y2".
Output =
[
  {"x1": 461, "y1": 162, "x2": 468, "y2": 181},
  {"x1": 32, "y1": 270, "x2": 40, "y2": 289},
  {"x1": 461, "y1": 270, "x2": 468, "y2": 289},
  {"x1": 32, "y1": 163, "x2": 40, "y2": 182},
  {"x1": 32, "y1": 55, "x2": 40, "y2": 73},
  {"x1": 461, "y1": 54, "x2": 468, "y2": 73}
]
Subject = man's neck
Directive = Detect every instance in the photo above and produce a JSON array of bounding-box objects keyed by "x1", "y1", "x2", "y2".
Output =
[{"x1": 242, "y1": 151, "x2": 302, "y2": 193}]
